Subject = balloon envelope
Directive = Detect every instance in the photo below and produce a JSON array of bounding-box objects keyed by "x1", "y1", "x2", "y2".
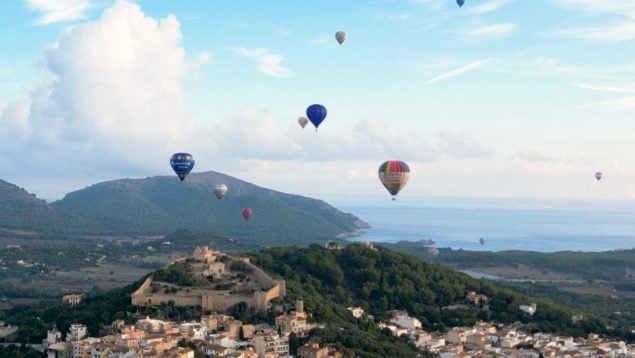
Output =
[
  {"x1": 242, "y1": 208, "x2": 253, "y2": 221},
  {"x1": 426, "y1": 247, "x2": 439, "y2": 257},
  {"x1": 298, "y1": 116, "x2": 309, "y2": 129},
  {"x1": 457, "y1": 0, "x2": 465, "y2": 7},
  {"x1": 213, "y1": 184, "x2": 228, "y2": 200},
  {"x1": 170, "y1": 153, "x2": 195, "y2": 181},
  {"x1": 378, "y1": 160, "x2": 411, "y2": 198},
  {"x1": 595, "y1": 172, "x2": 602, "y2": 181},
  {"x1": 479, "y1": 237, "x2": 485, "y2": 245},
  {"x1": 306, "y1": 104, "x2": 327, "y2": 131},
  {"x1": 335, "y1": 31, "x2": 346, "y2": 45}
]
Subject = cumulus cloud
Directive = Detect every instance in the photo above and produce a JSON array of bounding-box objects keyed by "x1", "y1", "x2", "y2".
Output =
[
  {"x1": 231, "y1": 47, "x2": 290, "y2": 77},
  {"x1": 25, "y1": 0, "x2": 92, "y2": 25},
  {"x1": 1, "y1": 0, "x2": 211, "y2": 183}
]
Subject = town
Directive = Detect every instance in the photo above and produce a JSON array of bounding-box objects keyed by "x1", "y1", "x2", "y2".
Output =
[{"x1": 40, "y1": 305, "x2": 635, "y2": 357}]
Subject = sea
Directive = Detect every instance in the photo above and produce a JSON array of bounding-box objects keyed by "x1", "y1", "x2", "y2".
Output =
[{"x1": 320, "y1": 196, "x2": 635, "y2": 253}]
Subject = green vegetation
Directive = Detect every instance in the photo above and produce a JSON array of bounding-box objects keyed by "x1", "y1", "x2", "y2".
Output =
[
  {"x1": 387, "y1": 243, "x2": 635, "y2": 283},
  {"x1": 248, "y1": 244, "x2": 634, "y2": 354},
  {"x1": 153, "y1": 262, "x2": 198, "y2": 286},
  {"x1": 2, "y1": 244, "x2": 634, "y2": 356},
  {"x1": 229, "y1": 260, "x2": 252, "y2": 273},
  {"x1": 0, "y1": 173, "x2": 364, "y2": 247}
]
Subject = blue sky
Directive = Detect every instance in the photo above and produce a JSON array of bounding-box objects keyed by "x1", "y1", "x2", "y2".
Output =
[{"x1": 2, "y1": 0, "x2": 635, "y2": 200}]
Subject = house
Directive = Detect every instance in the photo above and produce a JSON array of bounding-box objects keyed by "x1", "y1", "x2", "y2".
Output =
[
  {"x1": 388, "y1": 310, "x2": 422, "y2": 329},
  {"x1": 446, "y1": 327, "x2": 474, "y2": 344},
  {"x1": 252, "y1": 331, "x2": 289, "y2": 357},
  {"x1": 297, "y1": 342, "x2": 341, "y2": 358},
  {"x1": 347, "y1": 307, "x2": 364, "y2": 319},
  {"x1": 67, "y1": 324, "x2": 87, "y2": 342},
  {"x1": 464, "y1": 332, "x2": 492, "y2": 351},
  {"x1": 466, "y1": 291, "x2": 489, "y2": 305},
  {"x1": 62, "y1": 294, "x2": 83, "y2": 307},
  {"x1": 519, "y1": 303, "x2": 537, "y2": 316},
  {"x1": 43, "y1": 328, "x2": 62, "y2": 349},
  {"x1": 71, "y1": 337, "x2": 100, "y2": 358}
]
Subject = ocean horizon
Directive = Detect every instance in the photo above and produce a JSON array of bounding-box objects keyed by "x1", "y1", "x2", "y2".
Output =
[{"x1": 318, "y1": 195, "x2": 635, "y2": 253}]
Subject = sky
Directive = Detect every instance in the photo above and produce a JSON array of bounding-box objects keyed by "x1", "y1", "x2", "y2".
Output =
[{"x1": 2, "y1": 0, "x2": 635, "y2": 201}]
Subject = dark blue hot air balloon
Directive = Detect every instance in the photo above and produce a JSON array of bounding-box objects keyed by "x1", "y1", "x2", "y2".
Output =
[
  {"x1": 170, "y1": 153, "x2": 195, "y2": 181},
  {"x1": 306, "y1": 104, "x2": 327, "y2": 131},
  {"x1": 457, "y1": 0, "x2": 465, "y2": 7}
]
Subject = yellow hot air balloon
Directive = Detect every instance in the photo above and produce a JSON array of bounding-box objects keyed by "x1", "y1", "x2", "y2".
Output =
[{"x1": 378, "y1": 160, "x2": 410, "y2": 200}]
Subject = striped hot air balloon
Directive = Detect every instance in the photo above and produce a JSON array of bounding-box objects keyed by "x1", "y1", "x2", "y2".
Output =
[{"x1": 378, "y1": 160, "x2": 411, "y2": 200}]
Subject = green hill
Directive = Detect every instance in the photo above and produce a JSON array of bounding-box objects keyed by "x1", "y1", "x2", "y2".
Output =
[
  {"x1": 0, "y1": 179, "x2": 87, "y2": 233},
  {"x1": 248, "y1": 244, "x2": 633, "y2": 354},
  {"x1": 50, "y1": 171, "x2": 364, "y2": 244},
  {"x1": 3, "y1": 244, "x2": 633, "y2": 357}
]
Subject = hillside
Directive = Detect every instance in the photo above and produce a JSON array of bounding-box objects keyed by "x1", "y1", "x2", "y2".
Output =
[
  {"x1": 248, "y1": 244, "x2": 635, "y2": 347},
  {"x1": 0, "y1": 180, "x2": 88, "y2": 233},
  {"x1": 50, "y1": 171, "x2": 364, "y2": 244},
  {"x1": 3, "y1": 244, "x2": 633, "y2": 357}
]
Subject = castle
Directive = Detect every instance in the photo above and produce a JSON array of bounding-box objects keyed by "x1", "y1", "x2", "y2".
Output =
[{"x1": 131, "y1": 247, "x2": 285, "y2": 311}]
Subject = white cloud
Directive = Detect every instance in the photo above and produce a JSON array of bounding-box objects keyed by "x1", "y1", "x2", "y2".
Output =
[
  {"x1": 231, "y1": 47, "x2": 290, "y2": 77},
  {"x1": 467, "y1": 0, "x2": 512, "y2": 15},
  {"x1": 555, "y1": 23, "x2": 635, "y2": 42},
  {"x1": 463, "y1": 23, "x2": 517, "y2": 38},
  {"x1": 434, "y1": 131, "x2": 494, "y2": 159},
  {"x1": 550, "y1": 0, "x2": 635, "y2": 16},
  {"x1": 1, "y1": 0, "x2": 211, "y2": 184},
  {"x1": 426, "y1": 58, "x2": 497, "y2": 84},
  {"x1": 576, "y1": 82, "x2": 635, "y2": 94},
  {"x1": 410, "y1": 0, "x2": 446, "y2": 11},
  {"x1": 25, "y1": 0, "x2": 92, "y2": 25}
]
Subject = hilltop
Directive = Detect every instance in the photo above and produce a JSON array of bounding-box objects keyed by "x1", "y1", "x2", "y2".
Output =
[
  {"x1": 0, "y1": 172, "x2": 365, "y2": 245},
  {"x1": 0, "y1": 180, "x2": 90, "y2": 234}
]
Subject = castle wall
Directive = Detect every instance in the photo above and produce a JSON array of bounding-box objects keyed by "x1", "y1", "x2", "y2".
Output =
[{"x1": 131, "y1": 248, "x2": 284, "y2": 311}]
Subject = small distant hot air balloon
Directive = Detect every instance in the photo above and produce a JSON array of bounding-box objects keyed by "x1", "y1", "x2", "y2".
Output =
[
  {"x1": 335, "y1": 31, "x2": 346, "y2": 46},
  {"x1": 306, "y1": 104, "x2": 327, "y2": 132},
  {"x1": 242, "y1": 208, "x2": 252, "y2": 222},
  {"x1": 595, "y1": 172, "x2": 602, "y2": 181},
  {"x1": 479, "y1": 237, "x2": 485, "y2": 245},
  {"x1": 213, "y1": 184, "x2": 228, "y2": 200},
  {"x1": 457, "y1": 0, "x2": 465, "y2": 7},
  {"x1": 170, "y1": 153, "x2": 195, "y2": 181},
  {"x1": 378, "y1": 160, "x2": 411, "y2": 200},
  {"x1": 298, "y1": 116, "x2": 309, "y2": 129},
  {"x1": 426, "y1": 247, "x2": 439, "y2": 257}
]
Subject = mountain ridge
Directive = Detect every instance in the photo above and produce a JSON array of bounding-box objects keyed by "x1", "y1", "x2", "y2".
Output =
[{"x1": 0, "y1": 172, "x2": 365, "y2": 245}]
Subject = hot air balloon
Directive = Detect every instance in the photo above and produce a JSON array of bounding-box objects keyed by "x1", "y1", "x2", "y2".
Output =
[
  {"x1": 298, "y1": 116, "x2": 309, "y2": 129},
  {"x1": 335, "y1": 31, "x2": 346, "y2": 46},
  {"x1": 213, "y1": 184, "x2": 228, "y2": 200},
  {"x1": 595, "y1": 172, "x2": 602, "y2": 181},
  {"x1": 426, "y1": 247, "x2": 439, "y2": 257},
  {"x1": 479, "y1": 237, "x2": 485, "y2": 245},
  {"x1": 242, "y1": 208, "x2": 252, "y2": 222},
  {"x1": 378, "y1": 160, "x2": 411, "y2": 200},
  {"x1": 170, "y1": 153, "x2": 195, "y2": 181},
  {"x1": 306, "y1": 104, "x2": 327, "y2": 131},
  {"x1": 457, "y1": 0, "x2": 465, "y2": 7}
]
